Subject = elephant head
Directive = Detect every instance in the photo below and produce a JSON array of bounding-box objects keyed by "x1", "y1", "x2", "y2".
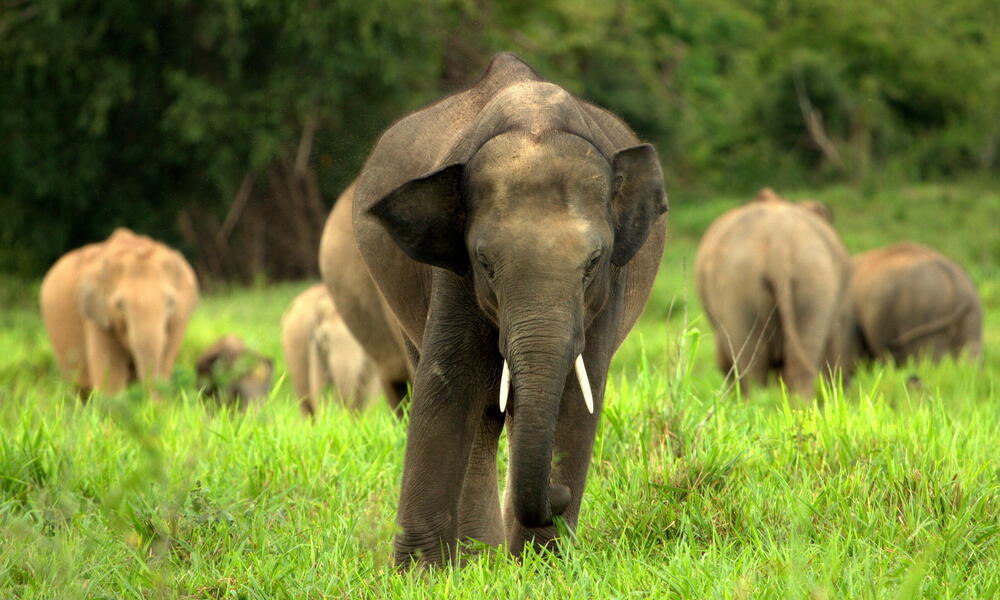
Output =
[
  {"x1": 78, "y1": 239, "x2": 197, "y2": 386},
  {"x1": 370, "y1": 129, "x2": 667, "y2": 527}
]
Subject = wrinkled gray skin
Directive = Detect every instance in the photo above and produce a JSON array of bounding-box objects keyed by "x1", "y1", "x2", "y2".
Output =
[
  {"x1": 195, "y1": 335, "x2": 273, "y2": 410},
  {"x1": 320, "y1": 182, "x2": 412, "y2": 415},
  {"x1": 335, "y1": 53, "x2": 667, "y2": 567},
  {"x1": 843, "y1": 242, "x2": 982, "y2": 366},
  {"x1": 694, "y1": 189, "x2": 851, "y2": 397}
]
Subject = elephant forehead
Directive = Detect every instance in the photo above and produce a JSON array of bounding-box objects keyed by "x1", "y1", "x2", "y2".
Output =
[
  {"x1": 467, "y1": 131, "x2": 611, "y2": 206},
  {"x1": 490, "y1": 212, "x2": 599, "y2": 257}
]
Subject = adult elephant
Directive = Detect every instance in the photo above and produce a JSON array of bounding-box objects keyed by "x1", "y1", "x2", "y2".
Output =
[
  {"x1": 695, "y1": 189, "x2": 850, "y2": 397},
  {"x1": 333, "y1": 53, "x2": 668, "y2": 567},
  {"x1": 845, "y1": 242, "x2": 982, "y2": 365}
]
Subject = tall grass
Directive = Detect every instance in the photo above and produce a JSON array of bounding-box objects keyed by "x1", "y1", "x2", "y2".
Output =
[{"x1": 0, "y1": 183, "x2": 997, "y2": 598}]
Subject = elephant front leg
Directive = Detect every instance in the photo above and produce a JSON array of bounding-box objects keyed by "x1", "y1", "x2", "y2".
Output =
[
  {"x1": 393, "y1": 280, "x2": 497, "y2": 568},
  {"x1": 457, "y1": 403, "x2": 505, "y2": 550}
]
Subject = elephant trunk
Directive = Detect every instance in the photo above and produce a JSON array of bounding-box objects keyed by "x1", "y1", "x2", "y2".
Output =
[
  {"x1": 501, "y1": 295, "x2": 582, "y2": 528},
  {"x1": 127, "y1": 311, "x2": 167, "y2": 385}
]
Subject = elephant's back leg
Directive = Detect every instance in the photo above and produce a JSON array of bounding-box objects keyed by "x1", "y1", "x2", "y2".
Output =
[
  {"x1": 709, "y1": 280, "x2": 774, "y2": 394},
  {"x1": 40, "y1": 255, "x2": 90, "y2": 389},
  {"x1": 956, "y1": 300, "x2": 983, "y2": 361},
  {"x1": 778, "y1": 276, "x2": 840, "y2": 397}
]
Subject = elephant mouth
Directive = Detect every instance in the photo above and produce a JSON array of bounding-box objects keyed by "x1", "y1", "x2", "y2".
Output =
[{"x1": 497, "y1": 354, "x2": 594, "y2": 414}]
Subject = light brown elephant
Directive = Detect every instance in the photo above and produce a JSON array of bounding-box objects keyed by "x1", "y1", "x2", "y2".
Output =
[
  {"x1": 845, "y1": 242, "x2": 982, "y2": 365},
  {"x1": 196, "y1": 335, "x2": 274, "y2": 409},
  {"x1": 281, "y1": 284, "x2": 380, "y2": 415},
  {"x1": 318, "y1": 182, "x2": 412, "y2": 414},
  {"x1": 694, "y1": 189, "x2": 851, "y2": 396},
  {"x1": 40, "y1": 227, "x2": 199, "y2": 395}
]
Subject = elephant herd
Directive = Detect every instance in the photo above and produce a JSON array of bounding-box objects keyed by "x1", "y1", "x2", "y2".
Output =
[
  {"x1": 37, "y1": 53, "x2": 982, "y2": 569},
  {"x1": 696, "y1": 187, "x2": 982, "y2": 398}
]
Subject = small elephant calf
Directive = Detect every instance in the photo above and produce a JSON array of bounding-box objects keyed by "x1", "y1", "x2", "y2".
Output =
[
  {"x1": 195, "y1": 335, "x2": 274, "y2": 409},
  {"x1": 281, "y1": 285, "x2": 379, "y2": 416},
  {"x1": 844, "y1": 242, "x2": 982, "y2": 365}
]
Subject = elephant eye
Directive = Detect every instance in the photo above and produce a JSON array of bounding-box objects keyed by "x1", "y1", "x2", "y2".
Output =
[
  {"x1": 584, "y1": 250, "x2": 603, "y2": 279},
  {"x1": 476, "y1": 249, "x2": 495, "y2": 280}
]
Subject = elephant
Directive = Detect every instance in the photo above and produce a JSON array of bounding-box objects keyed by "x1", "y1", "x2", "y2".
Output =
[
  {"x1": 281, "y1": 284, "x2": 380, "y2": 415},
  {"x1": 319, "y1": 181, "x2": 413, "y2": 414},
  {"x1": 40, "y1": 227, "x2": 199, "y2": 395},
  {"x1": 694, "y1": 188, "x2": 851, "y2": 397},
  {"x1": 195, "y1": 335, "x2": 274, "y2": 409},
  {"x1": 843, "y1": 242, "x2": 982, "y2": 366},
  {"x1": 329, "y1": 53, "x2": 668, "y2": 567}
]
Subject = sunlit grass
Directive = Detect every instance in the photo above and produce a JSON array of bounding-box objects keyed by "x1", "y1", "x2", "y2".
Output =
[{"x1": 0, "y1": 182, "x2": 997, "y2": 598}]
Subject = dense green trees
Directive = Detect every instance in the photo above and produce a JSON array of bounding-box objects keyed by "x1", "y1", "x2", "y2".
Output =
[{"x1": 2, "y1": 0, "x2": 997, "y2": 279}]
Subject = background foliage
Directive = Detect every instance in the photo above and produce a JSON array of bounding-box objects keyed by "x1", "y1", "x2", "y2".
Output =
[{"x1": 2, "y1": 0, "x2": 998, "y2": 279}]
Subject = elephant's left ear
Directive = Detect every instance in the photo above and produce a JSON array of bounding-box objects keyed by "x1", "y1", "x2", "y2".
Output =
[
  {"x1": 368, "y1": 163, "x2": 469, "y2": 275},
  {"x1": 610, "y1": 144, "x2": 668, "y2": 266}
]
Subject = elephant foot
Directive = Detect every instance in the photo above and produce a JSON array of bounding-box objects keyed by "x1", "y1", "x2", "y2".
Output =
[
  {"x1": 393, "y1": 512, "x2": 458, "y2": 569},
  {"x1": 393, "y1": 534, "x2": 456, "y2": 569}
]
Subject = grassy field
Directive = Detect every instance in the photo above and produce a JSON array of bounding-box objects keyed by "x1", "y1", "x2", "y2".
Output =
[{"x1": 0, "y1": 183, "x2": 997, "y2": 598}]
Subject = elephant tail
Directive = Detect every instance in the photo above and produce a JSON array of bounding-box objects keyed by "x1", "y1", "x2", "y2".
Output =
[
  {"x1": 892, "y1": 262, "x2": 970, "y2": 347},
  {"x1": 771, "y1": 261, "x2": 816, "y2": 379}
]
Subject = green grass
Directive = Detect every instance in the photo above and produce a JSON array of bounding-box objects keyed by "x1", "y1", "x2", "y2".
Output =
[{"x1": 1, "y1": 182, "x2": 998, "y2": 598}]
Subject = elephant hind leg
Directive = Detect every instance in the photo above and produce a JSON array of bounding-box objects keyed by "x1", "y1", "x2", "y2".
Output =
[
  {"x1": 381, "y1": 377, "x2": 410, "y2": 416},
  {"x1": 780, "y1": 311, "x2": 831, "y2": 398},
  {"x1": 716, "y1": 309, "x2": 774, "y2": 396}
]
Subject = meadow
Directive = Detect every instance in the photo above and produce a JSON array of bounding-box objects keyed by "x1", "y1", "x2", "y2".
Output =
[{"x1": 0, "y1": 183, "x2": 997, "y2": 598}]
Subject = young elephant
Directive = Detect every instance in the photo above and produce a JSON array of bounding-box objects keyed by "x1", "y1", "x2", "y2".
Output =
[
  {"x1": 333, "y1": 53, "x2": 667, "y2": 567},
  {"x1": 694, "y1": 189, "x2": 851, "y2": 397},
  {"x1": 40, "y1": 228, "x2": 199, "y2": 395},
  {"x1": 195, "y1": 335, "x2": 274, "y2": 409},
  {"x1": 281, "y1": 285, "x2": 379, "y2": 415},
  {"x1": 845, "y1": 242, "x2": 982, "y2": 365}
]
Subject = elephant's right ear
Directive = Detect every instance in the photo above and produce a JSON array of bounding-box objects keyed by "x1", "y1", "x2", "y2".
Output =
[{"x1": 367, "y1": 163, "x2": 469, "y2": 275}]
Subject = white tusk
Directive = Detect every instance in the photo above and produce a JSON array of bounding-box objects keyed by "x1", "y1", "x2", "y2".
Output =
[
  {"x1": 575, "y1": 354, "x2": 594, "y2": 414},
  {"x1": 499, "y1": 360, "x2": 511, "y2": 412}
]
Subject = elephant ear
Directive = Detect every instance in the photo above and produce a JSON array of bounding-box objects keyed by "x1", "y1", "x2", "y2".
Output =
[
  {"x1": 610, "y1": 144, "x2": 668, "y2": 266},
  {"x1": 78, "y1": 261, "x2": 111, "y2": 329},
  {"x1": 367, "y1": 163, "x2": 469, "y2": 275}
]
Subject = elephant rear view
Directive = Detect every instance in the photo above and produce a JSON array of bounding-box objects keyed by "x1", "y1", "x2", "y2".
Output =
[
  {"x1": 40, "y1": 227, "x2": 199, "y2": 395},
  {"x1": 694, "y1": 189, "x2": 851, "y2": 397},
  {"x1": 848, "y1": 242, "x2": 982, "y2": 364}
]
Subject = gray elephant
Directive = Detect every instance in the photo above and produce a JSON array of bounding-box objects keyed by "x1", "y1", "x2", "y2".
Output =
[
  {"x1": 844, "y1": 242, "x2": 982, "y2": 365},
  {"x1": 694, "y1": 189, "x2": 851, "y2": 397},
  {"x1": 320, "y1": 182, "x2": 412, "y2": 415},
  {"x1": 328, "y1": 53, "x2": 668, "y2": 567},
  {"x1": 195, "y1": 335, "x2": 274, "y2": 409}
]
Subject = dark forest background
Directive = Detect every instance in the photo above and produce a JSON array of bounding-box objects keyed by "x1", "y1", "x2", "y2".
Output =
[{"x1": 2, "y1": 0, "x2": 998, "y2": 283}]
